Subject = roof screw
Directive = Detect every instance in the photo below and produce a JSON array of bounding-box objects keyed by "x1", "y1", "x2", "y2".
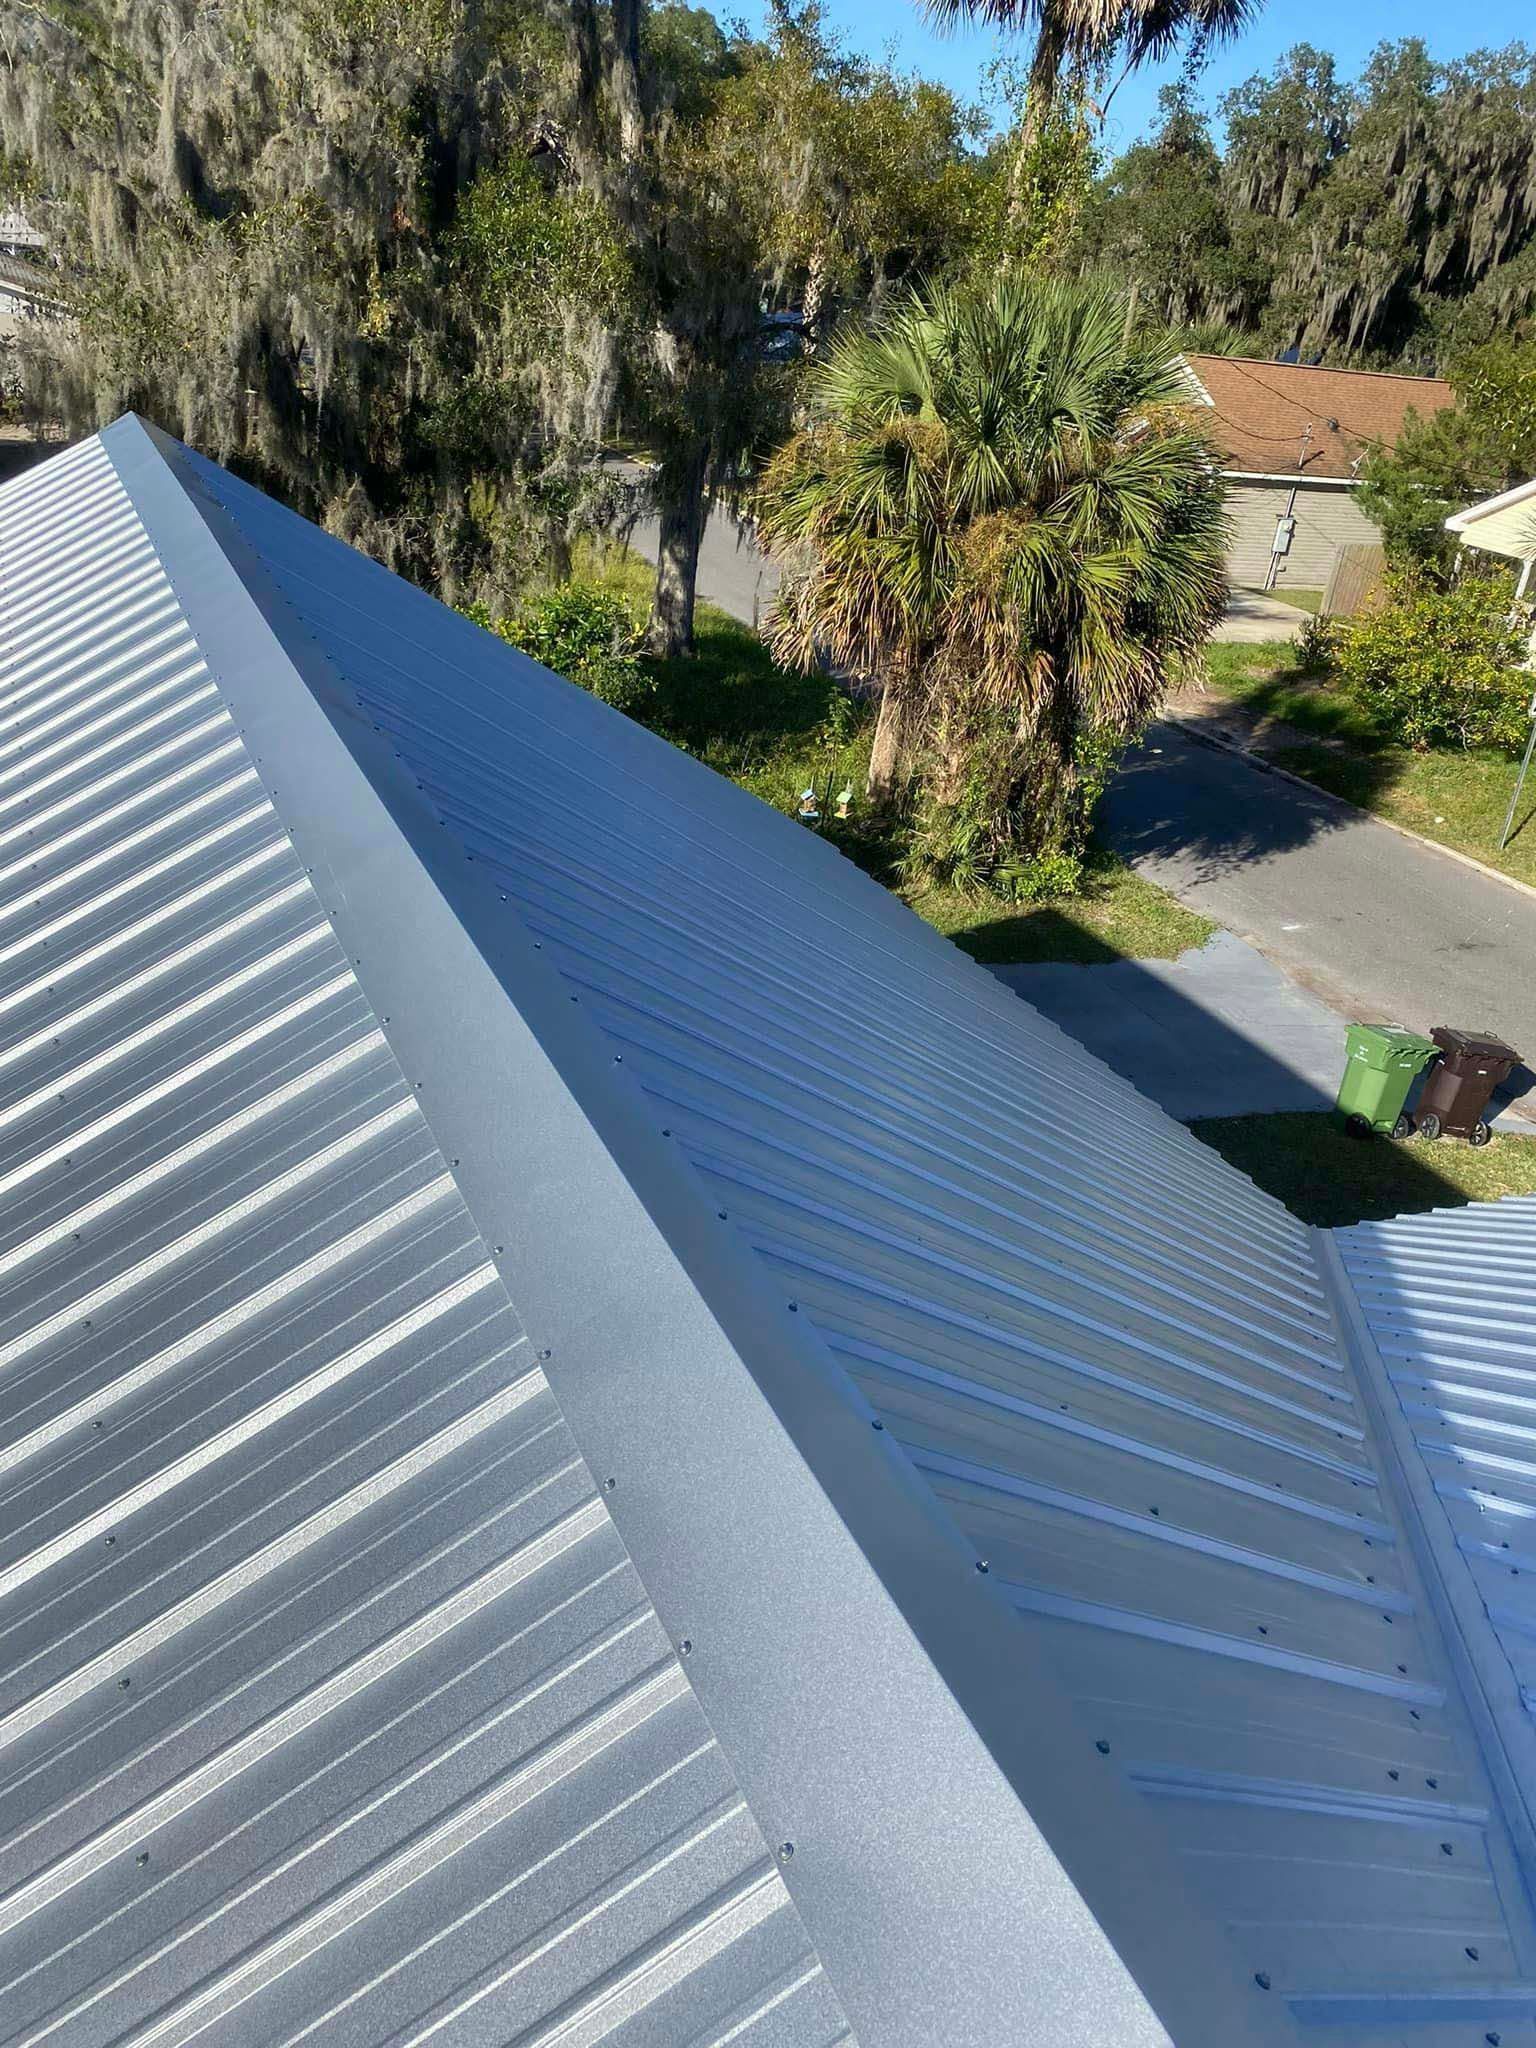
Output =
[
  {"x1": 1488, "y1": 2033, "x2": 1502, "y2": 2044},
  {"x1": 718, "y1": 1211, "x2": 728, "y2": 1220},
  {"x1": 1095, "y1": 1740, "x2": 1111, "y2": 1755},
  {"x1": 1387, "y1": 1769, "x2": 1399, "y2": 1780},
  {"x1": 538, "y1": 1349, "x2": 551, "y2": 1360},
  {"x1": 777, "y1": 1842, "x2": 794, "y2": 1864},
  {"x1": 1441, "y1": 1842, "x2": 1454, "y2": 1856},
  {"x1": 974, "y1": 1559, "x2": 989, "y2": 1574},
  {"x1": 603, "y1": 1477, "x2": 616, "y2": 1491},
  {"x1": 661, "y1": 1128, "x2": 671, "y2": 1137},
  {"x1": 1253, "y1": 1973, "x2": 1271, "y2": 1992},
  {"x1": 118, "y1": 1676, "x2": 130, "y2": 1689},
  {"x1": 136, "y1": 1852, "x2": 150, "y2": 1867},
  {"x1": 787, "y1": 1302, "x2": 798, "y2": 1313},
  {"x1": 1466, "y1": 1947, "x2": 1480, "y2": 1962},
  {"x1": 679, "y1": 1638, "x2": 693, "y2": 1656},
  {"x1": 871, "y1": 1419, "x2": 884, "y2": 1431}
]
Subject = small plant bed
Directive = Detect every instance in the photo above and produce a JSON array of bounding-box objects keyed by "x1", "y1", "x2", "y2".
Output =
[
  {"x1": 903, "y1": 855, "x2": 1214, "y2": 966},
  {"x1": 1198, "y1": 640, "x2": 1536, "y2": 889},
  {"x1": 1191, "y1": 1110, "x2": 1536, "y2": 1228},
  {"x1": 556, "y1": 541, "x2": 1211, "y2": 967}
]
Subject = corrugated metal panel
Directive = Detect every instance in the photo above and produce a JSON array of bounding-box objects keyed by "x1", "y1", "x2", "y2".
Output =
[
  {"x1": 1339, "y1": 1198, "x2": 1536, "y2": 1721},
  {"x1": 0, "y1": 439, "x2": 851, "y2": 2046},
  {"x1": 181, "y1": 441, "x2": 1536, "y2": 2036}
]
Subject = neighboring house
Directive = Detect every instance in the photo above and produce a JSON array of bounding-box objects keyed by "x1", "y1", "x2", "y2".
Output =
[
  {"x1": 0, "y1": 249, "x2": 64, "y2": 342},
  {"x1": 1448, "y1": 476, "x2": 1536, "y2": 594},
  {"x1": 8, "y1": 419, "x2": 1536, "y2": 2045},
  {"x1": 1185, "y1": 353, "x2": 1454, "y2": 594}
]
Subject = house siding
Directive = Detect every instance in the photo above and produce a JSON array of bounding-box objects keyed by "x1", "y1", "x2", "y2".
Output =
[{"x1": 1223, "y1": 478, "x2": 1383, "y2": 591}]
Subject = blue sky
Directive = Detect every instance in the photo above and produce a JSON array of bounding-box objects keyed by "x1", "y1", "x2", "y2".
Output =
[{"x1": 736, "y1": 0, "x2": 1534, "y2": 148}]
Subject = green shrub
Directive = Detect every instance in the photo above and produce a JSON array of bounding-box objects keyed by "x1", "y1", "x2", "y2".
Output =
[
  {"x1": 1333, "y1": 582, "x2": 1531, "y2": 751},
  {"x1": 1291, "y1": 612, "x2": 1340, "y2": 677},
  {"x1": 483, "y1": 582, "x2": 656, "y2": 717}
]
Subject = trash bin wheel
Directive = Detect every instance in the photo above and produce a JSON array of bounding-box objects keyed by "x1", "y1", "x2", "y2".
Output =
[
  {"x1": 1345, "y1": 1113, "x2": 1374, "y2": 1141},
  {"x1": 1417, "y1": 1111, "x2": 1442, "y2": 1141},
  {"x1": 1392, "y1": 1113, "x2": 1413, "y2": 1140},
  {"x1": 1469, "y1": 1120, "x2": 1493, "y2": 1148}
]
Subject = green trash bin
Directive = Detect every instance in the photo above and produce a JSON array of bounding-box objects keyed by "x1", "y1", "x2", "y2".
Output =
[{"x1": 1335, "y1": 1023, "x2": 1439, "y2": 1138}]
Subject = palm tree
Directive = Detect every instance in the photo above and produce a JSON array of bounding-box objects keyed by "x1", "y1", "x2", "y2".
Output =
[
  {"x1": 755, "y1": 275, "x2": 1227, "y2": 890},
  {"x1": 930, "y1": 0, "x2": 1260, "y2": 146}
]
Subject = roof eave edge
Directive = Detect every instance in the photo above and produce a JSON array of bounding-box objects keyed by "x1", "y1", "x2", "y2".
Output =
[{"x1": 102, "y1": 413, "x2": 1293, "y2": 2048}]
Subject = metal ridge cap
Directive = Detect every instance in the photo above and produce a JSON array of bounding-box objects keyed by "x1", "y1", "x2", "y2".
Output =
[
  {"x1": 1315, "y1": 1225, "x2": 1536, "y2": 1949},
  {"x1": 99, "y1": 413, "x2": 1294, "y2": 2047}
]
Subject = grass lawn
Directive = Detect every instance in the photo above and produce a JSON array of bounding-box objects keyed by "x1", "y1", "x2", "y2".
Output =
[
  {"x1": 1201, "y1": 641, "x2": 1536, "y2": 887},
  {"x1": 579, "y1": 539, "x2": 1213, "y2": 967},
  {"x1": 1243, "y1": 585, "x2": 1323, "y2": 615},
  {"x1": 1192, "y1": 1110, "x2": 1536, "y2": 1228}
]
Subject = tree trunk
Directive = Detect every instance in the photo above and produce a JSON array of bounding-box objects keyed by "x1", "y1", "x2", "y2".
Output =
[
  {"x1": 802, "y1": 247, "x2": 828, "y2": 352},
  {"x1": 1003, "y1": 31, "x2": 1067, "y2": 248},
  {"x1": 866, "y1": 678, "x2": 909, "y2": 802},
  {"x1": 646, "y1": 433, "x2": 710, "y2": 658}
]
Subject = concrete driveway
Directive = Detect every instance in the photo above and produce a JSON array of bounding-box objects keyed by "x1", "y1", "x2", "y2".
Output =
[{"x1": 1213, "y1": 588, "x2": 1315, "y2": 642}]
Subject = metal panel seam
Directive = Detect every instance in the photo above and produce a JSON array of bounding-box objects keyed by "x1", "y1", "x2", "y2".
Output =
[{"x1": 1315, "y1": 1224, "x2": 1536, "y2": 1955}]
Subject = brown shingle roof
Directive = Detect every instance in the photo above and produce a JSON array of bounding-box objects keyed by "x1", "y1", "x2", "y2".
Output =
[{"x1": 1184, "y1": 354, "x2": 1454, "y2": 481}]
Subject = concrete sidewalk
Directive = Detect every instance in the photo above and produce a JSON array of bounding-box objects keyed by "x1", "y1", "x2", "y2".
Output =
[
  {"x1": 991, "y1": 930, "x2": 1534, "y2": 1128},
  {"x1": 1211, "y1": 588, "x2": 1314, "y2": 642}
]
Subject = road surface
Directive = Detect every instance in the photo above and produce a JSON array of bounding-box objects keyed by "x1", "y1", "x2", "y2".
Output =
[
  {"x1": 626, "y1": 503, "x2": 781, "y2": 629},
  {"x1": 1103, "y1": 722, "x2": 1536, "y2": 1061}
]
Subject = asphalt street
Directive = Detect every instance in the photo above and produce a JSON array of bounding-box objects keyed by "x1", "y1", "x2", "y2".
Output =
[{"x1": 1103, "y1": 722, "x2": 1536, "y2": 1060}]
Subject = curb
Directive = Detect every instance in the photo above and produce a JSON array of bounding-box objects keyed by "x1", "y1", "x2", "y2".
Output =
[{"x1": 1168, "y1": 716, "x2": 1536, "y2": 910}]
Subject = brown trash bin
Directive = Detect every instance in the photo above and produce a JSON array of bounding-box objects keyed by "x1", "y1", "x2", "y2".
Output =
[{"x1": 1413, "y1": 1028, "x2": 1521, "y2": 1146}]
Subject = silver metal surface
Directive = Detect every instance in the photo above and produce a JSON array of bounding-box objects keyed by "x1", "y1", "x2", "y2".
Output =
[
  {"x1": 13, "y1": 415, "x2": 1536, "y2": 2046},
  {"x1": 1336, "y1": 1200, "x2": 1536, "y2": 1864},
  {"x1": 165, "y1": 425, "x2": 1536, "y2": 2043},
  {"x1": 0, "y1": 436, "x2": 848, "y2": 2048}
]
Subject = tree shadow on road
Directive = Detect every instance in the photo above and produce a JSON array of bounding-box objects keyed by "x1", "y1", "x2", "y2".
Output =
[{"x1": 1102, "y1": 719, "x2": 1403, "y2": 886}]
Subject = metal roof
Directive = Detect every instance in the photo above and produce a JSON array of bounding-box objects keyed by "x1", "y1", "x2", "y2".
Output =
[
  {"x1": 1333, "y1": 1200, "x2": 1536, "y2": 1848},
  {"x1": 5, "y1": 417, "x2": 1536, "y2": 2044}
]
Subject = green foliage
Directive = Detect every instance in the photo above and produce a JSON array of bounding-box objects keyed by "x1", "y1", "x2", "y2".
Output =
[
  {"x1": 481, "y1": 582, "x2": 656, "y2": 716},
  {"x1": 1332, "y1": 581, "x2": 1531, "y2": 751},
  {"x1": 1290, "y1": 611, "x2": 1340, "y2": 677},
  {"x1": 1360, "y1": 336, "x2": 1536, "y2": 579},
  {"x1": 1074, "y1": 38, "x2": 1536, "y2": 367},
  {"x1": 451, "y1": 161, "x2": 631, "y2": 328},
  {"x1": 757, "y1": 273, "x2": 1228, "y2": 892}
]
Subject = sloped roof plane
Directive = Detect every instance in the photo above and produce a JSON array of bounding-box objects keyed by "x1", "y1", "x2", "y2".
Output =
[{"x1": 3, "y1": 417, "x2": 1536, "y2": 2045}]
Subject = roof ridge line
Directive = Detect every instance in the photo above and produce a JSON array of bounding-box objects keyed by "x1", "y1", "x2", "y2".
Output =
[{"x1": 104, "y1": 416, "x2": 1286, "y2": 2046}]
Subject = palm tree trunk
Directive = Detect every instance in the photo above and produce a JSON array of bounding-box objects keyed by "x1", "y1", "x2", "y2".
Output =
[
  {"x1": 866, "y1": 678, "x2": 909, "y2": 802},
  {"x1": 646, "y1": 432, "x2": 710, "y2": 658},
  {"x1": 1004, "y1": 28, "x2": 1067, "y2": 241}
]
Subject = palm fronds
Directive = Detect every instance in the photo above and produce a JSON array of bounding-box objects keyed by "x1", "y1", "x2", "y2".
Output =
[{"x1": 755, "y1": 272, "x2": 1229, "y2": 888}]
